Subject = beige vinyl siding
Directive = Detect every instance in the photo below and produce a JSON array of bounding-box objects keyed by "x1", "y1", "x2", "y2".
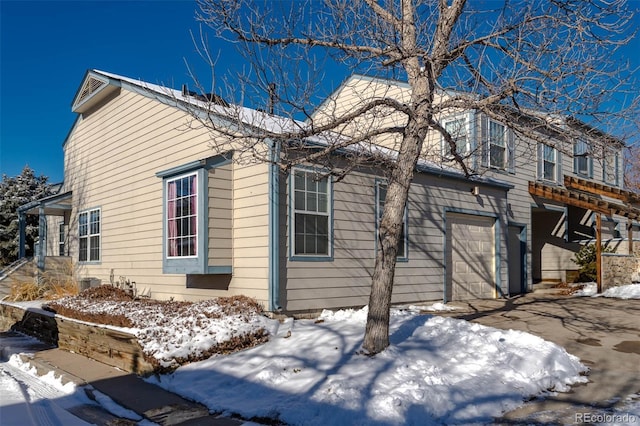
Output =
[
  {"x1": 63, "y1": 87, "x2": 269, "y2": 303},
  {"x1": 283, "y1": 167, "x2": 509, "y2": 312},
  {"x1": 208, "y1": 165, "x2": 233, "y2": 268}
]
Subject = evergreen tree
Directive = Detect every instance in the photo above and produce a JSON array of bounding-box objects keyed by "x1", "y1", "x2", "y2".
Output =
[{"x1": 0, "y1": 166, "x2": 55, "y2": 267}]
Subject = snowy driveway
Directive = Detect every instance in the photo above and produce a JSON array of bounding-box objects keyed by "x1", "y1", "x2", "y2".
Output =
[{"x1": 442, "y1": 292, "x2": 640, "y2": 424}]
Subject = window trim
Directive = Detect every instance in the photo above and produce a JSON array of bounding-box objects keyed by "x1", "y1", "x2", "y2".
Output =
[
  {"x1": 58, "y1": 222, "x2": 66, "y2": 256},
  {"x1": 487, "y1": 119, "x2": 508, "y2": 170},
  {"x1": 442, "y1": 113, "x2": 473, "y2": 160},
  {"x1": 573, "y1": 139, "x2": 592, "y2": 178},
  {"x1": 538, "y1": 143, "x2": 562, "y2": 183},
  {"x1": 375, "y1": 180, "x2": 409, "y2": 261},
  {"x1": 160, "y1": 168, "x2": 208, "y2": 274},
  {"x1": 289, "y1": 167, "x2": 333, "y2": 261},
  {"x1": 165, "y1": 172, "x2": 199, "y2": 259},
  {"x1": 78, "y1": 207, "x2": 101, "y2": 264}
]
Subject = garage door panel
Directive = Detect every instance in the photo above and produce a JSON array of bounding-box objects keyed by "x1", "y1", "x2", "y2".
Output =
[{"x1": 447, "y1": 213, "x2": 496, "y2": 301}]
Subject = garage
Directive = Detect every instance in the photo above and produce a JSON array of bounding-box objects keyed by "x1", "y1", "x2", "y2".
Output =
[{"x1": 446, "y1": 213, "x2": 497, "y2": 301}]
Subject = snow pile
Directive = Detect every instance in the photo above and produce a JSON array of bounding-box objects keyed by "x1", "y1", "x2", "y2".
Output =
[
  {"x1": 574, "y1": 283, "x2": 640, "y2": 299},
  {"x1": 151, "y1": 307, "x2": 588, "y2": 425}
]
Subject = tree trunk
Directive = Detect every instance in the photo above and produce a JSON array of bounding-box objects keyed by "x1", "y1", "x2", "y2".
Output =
[{"x1": 363, "y1": 110, "x2": 431, "y2": 354}]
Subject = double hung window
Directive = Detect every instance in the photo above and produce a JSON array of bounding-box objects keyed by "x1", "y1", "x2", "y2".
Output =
[
  {"x1": 541, "y1": 145, "x2": 557, "y2": 181},
  {"x1": 574, "y1": 139, "x2": 591, "y2": 177},
  {"x1": 488, "y1": 120, "x2": 507, "y2": 169},
  {"x1": 78, "y1": 208, "x2": 100, "y2": 262},
  {"x1": 443, "y1": 117, "x2": 470, "y2": 157},
  {"x1": 292, "y1": 169, "x2": 331, "y2": 257},
  {"x1": 166, "y1": 173, "x2": 198, "y2": 257}
]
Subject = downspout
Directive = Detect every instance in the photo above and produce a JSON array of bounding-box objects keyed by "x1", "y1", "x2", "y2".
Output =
[{"x1": 268, "y1": 140, "x2": 282, "y2": 312}]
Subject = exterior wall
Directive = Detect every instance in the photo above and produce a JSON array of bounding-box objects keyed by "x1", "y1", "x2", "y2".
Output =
[
  {"x1": 281, "y1": 166, "x2": 509, "y2": 312},
  {"x1": 62, "y1": 86, "x2": 270, "y2": 303},
  {"x1": 207, "y1": 164, "x2": 232, "y2": 268},
  {"x1": 317, "y1": 75, "x2": 629, "y2": 288}
]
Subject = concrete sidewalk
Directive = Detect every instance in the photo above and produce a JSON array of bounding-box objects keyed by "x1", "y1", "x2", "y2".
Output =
[
  {"x1": 1, "y1": 333, "x2": 241, "y2": 426},
  {"x1": 440, "y1": 291, "x2": 640, "y2": 424}
]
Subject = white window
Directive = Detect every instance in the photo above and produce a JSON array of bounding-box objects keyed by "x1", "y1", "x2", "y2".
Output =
[
  {"x1": 488, "y1": 120, "x2": 507, "y2": 169},
  {"x1": 166, "y1": 173, "x2": 198, "y2": 258},
  {"x1": 58, "y1": 223, "x2": 65, "y2": 256},
  {"x1": 443, "y1": 116, "x2": 470, "y2": 158},
  {"x1": 604, "y1": 149, "x2": 619, "y2": 185},
  {"x1": 376, "y1": 182, "x2": 408, "y2": 259},
  {"x1": 541, "y1": 145, "x2": 557, "y2": 181},
  {"x1": 292, "y1": 169, "x2": 331, "y2": 257},
  {"x1": 574, "y1": 139, "x2": 591, "y2": 177},
  {"x1": 78, "y1": 208, "x2": 100, "y2": 262}
]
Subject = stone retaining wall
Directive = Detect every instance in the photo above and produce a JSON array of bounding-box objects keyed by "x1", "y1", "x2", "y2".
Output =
[
  {"x1": 0, "y1": 302, "x2": 154, "y2": 376},
  {"x1": 602, "y1": 252, "x2": 640, "y2": 291}
]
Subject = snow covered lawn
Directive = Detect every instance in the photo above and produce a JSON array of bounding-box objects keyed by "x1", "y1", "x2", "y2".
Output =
[
  {"x1": 573, "y1": 283, "x2": 640, "y2": 299},
  {"x1": 149, "y1": 306, "x2": 588, "y2": 425}
]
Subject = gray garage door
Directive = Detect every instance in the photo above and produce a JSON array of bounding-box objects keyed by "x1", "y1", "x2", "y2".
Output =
[{"x1": 446, "y1": 213, "x2": 496, "y2": 301}]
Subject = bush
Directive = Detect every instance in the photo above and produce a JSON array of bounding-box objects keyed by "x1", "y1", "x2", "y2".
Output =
[{"x1": 572, "y1": 243, "x2": 615, "y2": 282}]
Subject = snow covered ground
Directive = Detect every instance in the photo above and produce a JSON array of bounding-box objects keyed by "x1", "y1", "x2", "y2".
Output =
[
  {"x1": 149, "y1": 305, "x2": 589, "y2": 425},
  {"x1": 2, "y1": 289, "x2": 640, "y2": 425},
  {"x1": 574, "y1": 282, "x2": 640, "y2": 299},
  {"x1": 0, "y1": 333, "x2": 148, "y2": 426}
]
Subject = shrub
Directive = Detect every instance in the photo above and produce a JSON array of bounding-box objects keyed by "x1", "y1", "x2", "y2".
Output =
[{"x1": 572, "y1": 243, "x2": 615, "y2": 282}]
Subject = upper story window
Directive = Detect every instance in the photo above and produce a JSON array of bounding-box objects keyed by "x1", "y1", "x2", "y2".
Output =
[
  {"x1": 604, "y1": 149, "x2": 619, "y2": 186},
  {"x1": 376, "y1": 182, "x2": 408, "y2": 259},
  {"x1": 538, "y1": 144, "x2": 561, "y2": 183},
  {"x1": 79, "y1": 208, "x2": 100, "y2": 262},
  {"x1": 573, "y1": 139, "x2": 591, "y2": 177},
  {"x1": 488, "y1": 120, "x2": 507, "y2": 170},
  {"x1": 166, "y1": 173, "x2": 198, "y2": 258},
  {"x1": 443, "y1": 115, "x2": 471, "y2": 158},
  {"x1": 291, "y1": 169, "x2": 332, "y2": 258}
]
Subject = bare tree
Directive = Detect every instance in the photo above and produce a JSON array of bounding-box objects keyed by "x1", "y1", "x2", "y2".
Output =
[{"x1": 189, "y1": 0, "x2": 638, "y2": 354}]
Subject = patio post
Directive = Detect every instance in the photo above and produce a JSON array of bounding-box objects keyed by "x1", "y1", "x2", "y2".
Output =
[{"x1": 18, "y1": 212, "x2": 26, "y2": 258}]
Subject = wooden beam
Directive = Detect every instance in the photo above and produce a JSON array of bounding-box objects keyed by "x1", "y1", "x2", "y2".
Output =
[
  {"x1": 596, "y1": 213, "x2": 602, "y2": 293},
  {"x1": 565, "y1": 175, "x2": 640, "y2": 205},
  {"x1": 529, "y1": 181, "x2": 640, "y2": 220}
]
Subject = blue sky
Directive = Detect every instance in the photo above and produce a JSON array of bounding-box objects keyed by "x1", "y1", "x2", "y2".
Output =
[
  {"x1": 1, "y1": 1, "x2": 638, "y2": 184},
  {"x1": 0, "y1": 0, "x2": 265, "y2": 182}
]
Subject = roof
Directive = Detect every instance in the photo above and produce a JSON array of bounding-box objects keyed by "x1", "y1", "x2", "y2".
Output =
[{"x1": 66, "y1": 69, "x2": 512, "y2": 190}]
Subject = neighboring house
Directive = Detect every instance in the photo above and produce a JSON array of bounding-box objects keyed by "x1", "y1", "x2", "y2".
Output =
[
  {"x1": 312, "y1": 75, "x2": 640, "y2": 291},
  {"x1": 16, "y1": 70, "x2": 638, "y2": 312}
]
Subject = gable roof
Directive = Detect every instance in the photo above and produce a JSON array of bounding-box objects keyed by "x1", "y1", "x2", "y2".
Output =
[{"x1": 66, "y1": 69, "x2": 512, "y2": 190}]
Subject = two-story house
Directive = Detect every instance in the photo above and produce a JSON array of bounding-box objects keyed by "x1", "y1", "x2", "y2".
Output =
[
  {"x1": 312, "y1": 74, "x2": 640, "y2": 292},
  {"x1": 15, "y1": 70, "x2": 638, "y2": 312}
]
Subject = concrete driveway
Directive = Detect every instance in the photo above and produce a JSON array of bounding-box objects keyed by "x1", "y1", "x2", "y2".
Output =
[{"x1": 440, "y1": 291, "x2": 640, "y2": 424}]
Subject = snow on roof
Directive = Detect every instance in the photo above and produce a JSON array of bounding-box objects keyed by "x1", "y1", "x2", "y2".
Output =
[{"x1": 90, "y1": 70, "x2": 511, "y2": 189}]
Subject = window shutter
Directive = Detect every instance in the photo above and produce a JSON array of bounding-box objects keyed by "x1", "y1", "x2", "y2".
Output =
[
  {"x1": 537, "y1": 143, "x2": 543, "y2": 179},
  {"x1": 507, "y1": 129, "x2": 515, "y2": 173},
  {"x1": 556, "y1": 150, "x2": 563, "y2": 183}
]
